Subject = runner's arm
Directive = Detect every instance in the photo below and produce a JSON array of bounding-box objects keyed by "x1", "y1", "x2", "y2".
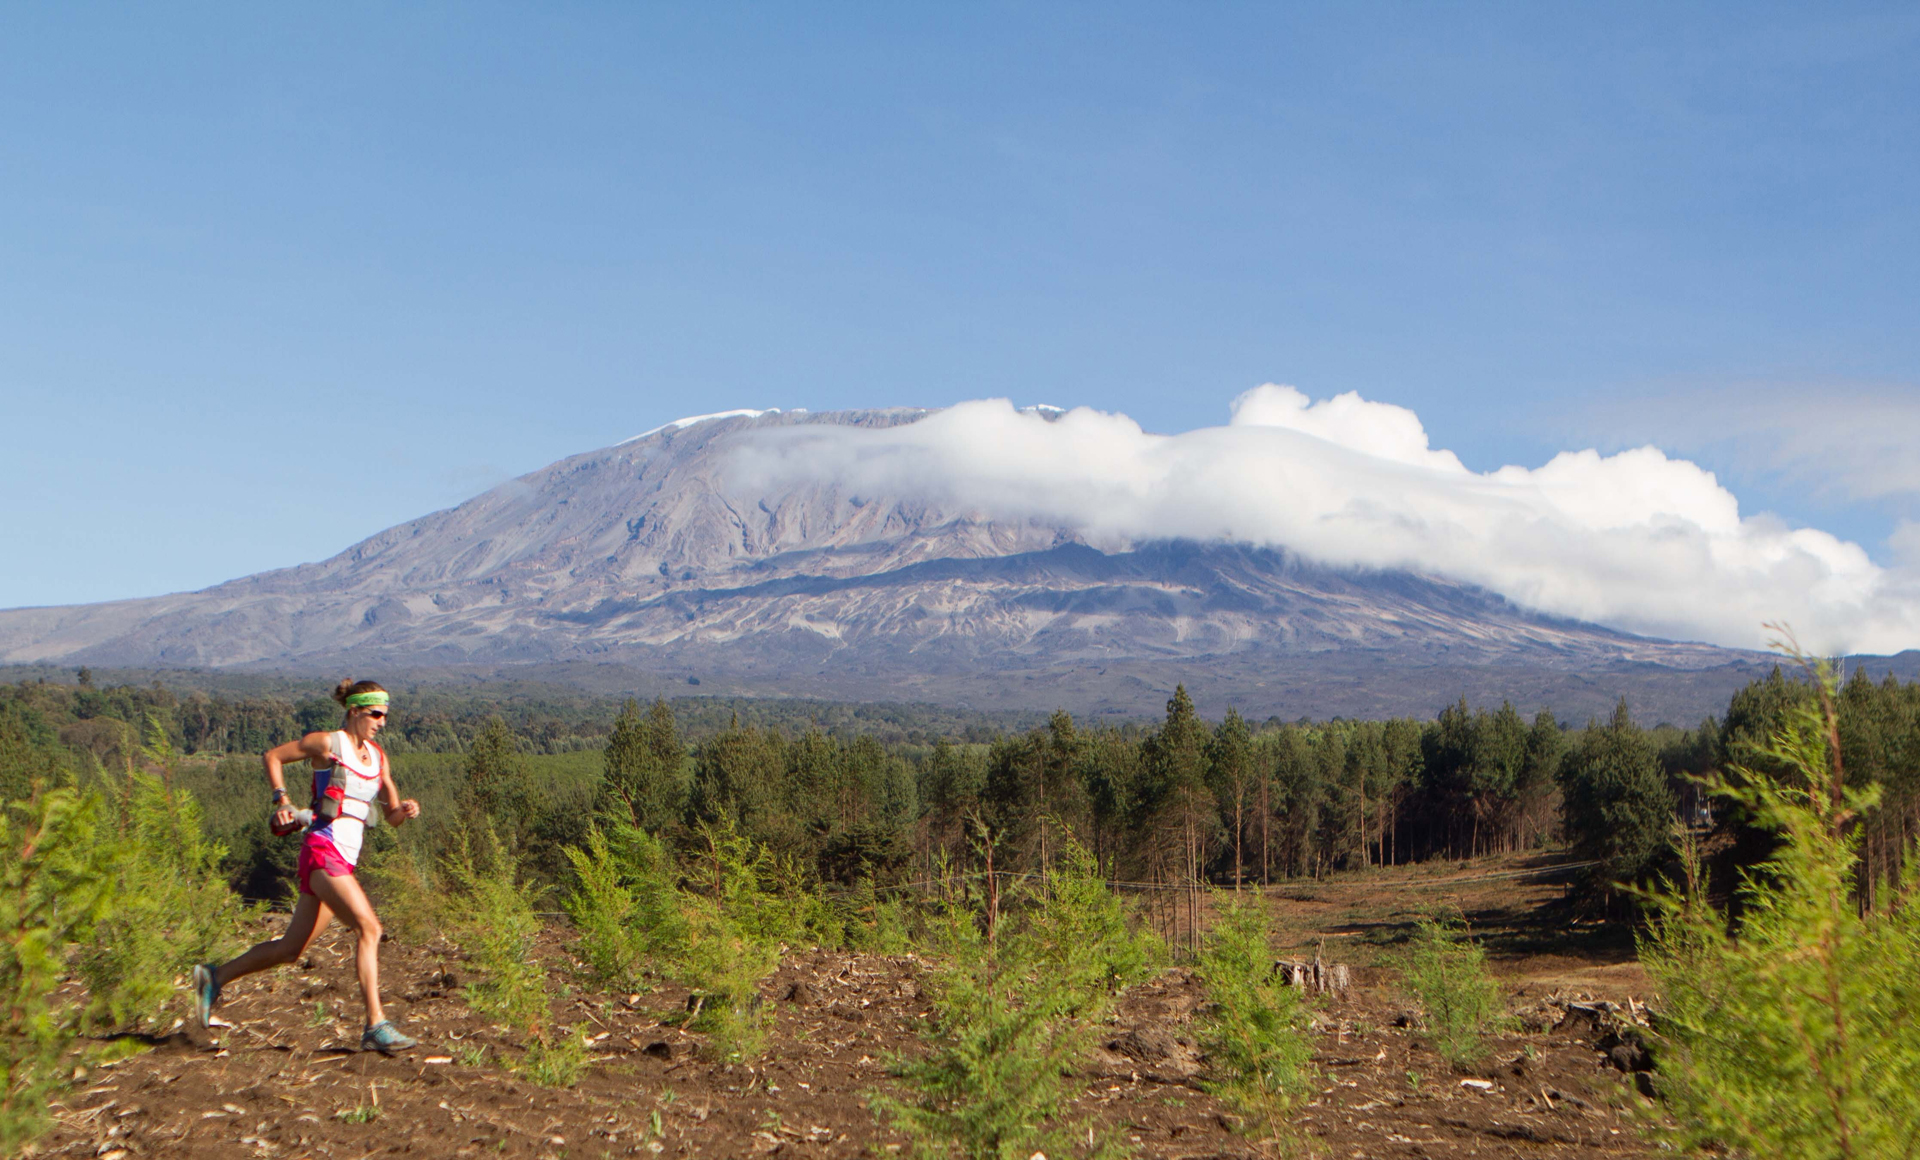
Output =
[
  {"x1": 263, "y1": 732, "x2": 330, "y2": 824},
  {"x1": 380, "y1": 764, "x2": 420, "y2": 826}
]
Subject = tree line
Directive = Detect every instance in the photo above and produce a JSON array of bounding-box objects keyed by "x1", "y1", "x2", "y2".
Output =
[{"x1": 5, "y1": 664, "x2": 1917, "y2": 908}]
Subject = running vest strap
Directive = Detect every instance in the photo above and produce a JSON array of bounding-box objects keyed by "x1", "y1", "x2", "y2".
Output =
[{"x1": 312, "y1": 738, "x2": 385, "y2": 826}]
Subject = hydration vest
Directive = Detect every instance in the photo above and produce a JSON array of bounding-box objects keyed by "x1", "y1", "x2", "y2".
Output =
[{"x1": 312, "y1": 738, "x2": 384, "y2": 825}]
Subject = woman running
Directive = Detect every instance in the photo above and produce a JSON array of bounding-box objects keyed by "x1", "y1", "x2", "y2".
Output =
[{"x1": 191, "y1": 679, "x2": 422, "y2": 1053}]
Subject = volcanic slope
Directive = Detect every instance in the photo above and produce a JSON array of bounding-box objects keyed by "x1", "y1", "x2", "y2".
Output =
[{"x1": 0, "y1": 408, "x2": 1776, "y2": 720}]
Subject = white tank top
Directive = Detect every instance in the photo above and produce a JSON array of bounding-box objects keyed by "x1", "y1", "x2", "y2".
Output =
[{"x1": 307, "y1": 731, "x2": 385, "y2": 866}]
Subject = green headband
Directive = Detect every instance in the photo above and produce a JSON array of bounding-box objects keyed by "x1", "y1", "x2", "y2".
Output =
[{"x1": 345, "y1": 691, "x2": 390, "y2": 709}]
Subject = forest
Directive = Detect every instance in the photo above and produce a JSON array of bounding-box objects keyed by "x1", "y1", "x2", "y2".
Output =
[
  {"x1": 3, "y1": 663, "x2": 1919, "y2": 920},
  {"x1": 4, "y1": 661, "x2": 1918, "y2": 1157}
]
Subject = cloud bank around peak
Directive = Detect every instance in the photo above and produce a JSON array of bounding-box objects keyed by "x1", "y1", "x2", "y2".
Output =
[{"x1": 724, "y1": 386, "x2": 1920, "y2": 656}]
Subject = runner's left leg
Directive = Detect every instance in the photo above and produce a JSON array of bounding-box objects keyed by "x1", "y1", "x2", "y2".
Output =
[
  {"x1": 215, "y1": 893, "x2": 332, "y2": 988},
  {"x1": 307, "y1": 867, "x2": 387, "y2": 1027}
]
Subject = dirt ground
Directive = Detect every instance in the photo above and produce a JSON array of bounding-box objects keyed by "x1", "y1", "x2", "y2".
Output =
[{"x1": 37, "y1": 852, "x2": 1667, "y2": 1160}]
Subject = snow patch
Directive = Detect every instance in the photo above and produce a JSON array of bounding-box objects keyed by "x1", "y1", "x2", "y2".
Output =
[{"x1": 623, "y1": 409, "x2": 781, "y2": 444}]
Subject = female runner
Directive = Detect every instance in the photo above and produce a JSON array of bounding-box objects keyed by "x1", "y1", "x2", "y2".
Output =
[{"x1": 191, "y1": 679, "x2": 422, "y2": 1053}]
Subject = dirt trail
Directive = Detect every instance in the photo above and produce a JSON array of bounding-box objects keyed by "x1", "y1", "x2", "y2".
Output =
[{"x1": 39, "y1": 854, "x2": 1665, "y2": 1159}]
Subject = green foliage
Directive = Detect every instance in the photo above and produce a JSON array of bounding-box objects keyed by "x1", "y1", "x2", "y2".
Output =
[
  {"x1": 1401, "y1": 915, "x2": 1507, "y2": 1068},
  {"x1": 879, "y1": 910, "x2": 1100, "y2": 1160},
  {"x1": 561, "y1": 819, "x2": 831, "y2": 1062},
  {"x1": 445, "y1": 827, "x2": 551, "y2": 1045},
  {"x1": 1207, "y1": 708, "x2": 1261, "y2": 883},
  {"x1": 842, "y1": 881, "x2": 917, "y2": 955},
  {"x1": 459, "y1": 715, "x2": 595, "y2": 884},
  {"x1": 675, "y1": 890, "x2": 780, "y2": 1062},
  {"x1": 602, "y1": 697, "x2": 688, "y2": 832},
  {"x1": 563, "y1": 826, "x2": 648, "y2": 989},
  {"x1": 0, "y1": 787, "x2": 115, "y2": 1155},
  {"x1": 519, "y1": 1029, "x2": 590, "y2": 1088},
  {"x1": 0, "y1": 669, "x2": 1050, "y2": 758},
  {"x1": 357, "y1": 837, "x2": 448, "y2": 946},
  {"x1": 689, "y1": 719, "x2": 921, "y2": 887},
  {"x1": 464, "y1": 715, "x2": 543, "y2": 824},
  {"x1": 880, "y1": 840, "x2": 1149, "y2": 1160},
  {"x1": 445, "y1": 827, "x2": 588, "y2": 1088},
  {"x1": 1195, "y1": 892, "x2": 1314, "y2": 1139},
  {"x1": 1559, "y1": 700, "x2": 1676, "y2": 897},
  {"x1": 76, "y1": 720, "x2": 247, "y2": 1032},
  {"x1": 670, "y1": 823, "x2": 791, "y2": 1060},
  {"x1": 1414, "y1": 699, "x2": 1562, "y2": 862},
  {"x1": 0, "y1": 705, "x2": 73, "y2": 803},
  {"x1": 1019, "y1": 834, "x2": 1161, "y2": 1013},
  {"x1": 561, "y1": 824, "x2": 685, "y2": 990},
  {"x1": 1639, "y1": 655, "x2": 1920, "y2": 1159}
]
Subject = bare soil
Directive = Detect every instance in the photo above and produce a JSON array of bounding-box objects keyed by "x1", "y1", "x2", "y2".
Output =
[{"x1": 38, "y1": 852, "x2": 1666, "y2": 1160}]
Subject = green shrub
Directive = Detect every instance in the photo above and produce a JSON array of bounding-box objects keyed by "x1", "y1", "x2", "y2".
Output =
[
  {"x1": 445, "y1": 827, "x2": 556, "y2": 1063},
  {"x1": 0, "y1": 788, "x2": 115, "y2": 1155},
  {"x1": 562, "y1": 820, "x2": 795, "y2": 1061},
  {"x1": 843, "y1": 881, "x2": 917, "y2": 955},
  {"x1": 519, "y1": 1028, "x2": 591, "y2": 1088},
  {"x1": 1195, "y1": 892, "x2": 1313, "y2": 1140},
  {"x1": 1018, "y1": 836, "x2": 1160, "y2": 1016},
  {"x1": 698, "y1": 821, "x2": 840, "y2": 950},
  {"x1": 675, "y1": 891, "x2": 780, "y2": 1061},
  {"x1": 671, "y1": 822, "x2": 787, "y2": 1060},
  {"x1": 879, "y1": 908, "x2": 1103, "y2": 1160},
  {"x1": 76, "y1": 723, "x2": 248, "y2": 1032},
  {"x1": 1639, "y1": 653, "x2": 1920, "y2": 1158},
  {"x1": 1402, "y1": 915, "x2": 1506, "y2": 1068},
  {"x1": 880, "y1": 837, "x2": 1148, "y2": 1160},
  {"x1": 358, "y1": 836, "x2": 447, "y2": 946},
  {"x1": 562, "y1": 826, "x2": 653, "y2": 990}
]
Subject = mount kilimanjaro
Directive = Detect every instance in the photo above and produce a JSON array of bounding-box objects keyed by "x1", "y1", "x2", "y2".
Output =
[{"x1": 0, "y1": 408, "x2": 1816, "y2": 721}]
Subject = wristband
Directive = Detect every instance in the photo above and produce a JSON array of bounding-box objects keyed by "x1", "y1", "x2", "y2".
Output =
[{"x1": 272, "y1": 788, "x2": 288, "y2": 804}]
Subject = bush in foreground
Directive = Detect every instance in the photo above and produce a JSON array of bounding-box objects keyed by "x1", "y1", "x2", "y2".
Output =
[
  {"x1": 0, "y1": 788, "x2": 115, "y2": 1154},
  {"x1": 879, "y1": 834, "x2": 1149, "y2": 1160},
  {"x1": 1196, "y1": 891, "x2": 1314, "y2": 1145},
  {"x1": 76, "y1": 723, "x2": 248, "y2": 1032},
  {"x1": 447, "y1": 826, "x2": 587, "y2": 1086},
  {"x1": 1639, "y1": 652, "x2": 1920, "y2": 1159}
]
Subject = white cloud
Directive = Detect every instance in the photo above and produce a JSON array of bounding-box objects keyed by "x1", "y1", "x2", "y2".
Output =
[{"x1": 723, "y1": 387, "x2": 1920, "y2": 655}]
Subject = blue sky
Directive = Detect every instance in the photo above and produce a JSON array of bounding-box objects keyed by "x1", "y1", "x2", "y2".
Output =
[{"x1": 4, "y1": 3, "x2": 1918, "y2": 611}]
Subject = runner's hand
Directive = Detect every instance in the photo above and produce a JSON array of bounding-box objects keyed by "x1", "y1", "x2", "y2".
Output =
[
  {"x1": 272, "y1": 806, "x2": 295, "y2": 829},
  {"x1": 386, "y1": 799, "x2": 421, "y2": 824}
]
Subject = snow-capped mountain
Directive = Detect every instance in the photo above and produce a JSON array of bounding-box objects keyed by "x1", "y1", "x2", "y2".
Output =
[{"x1": 0, "y1": 408, "x2": 1801, "y2": 720}]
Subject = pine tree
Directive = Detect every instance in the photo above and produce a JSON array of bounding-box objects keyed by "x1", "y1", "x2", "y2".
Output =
[
  {"x1": 603, "y1": 698, "x2": 687, "y2": 833},
  {"x1": 1206, "y1": 708, "x2": 1256, "y2": 887},
  {"x1": 1560, "y1": 700, "x2": 1673, "y2": 903},
  {"x1": 0, "y1": 787, "x2": 114, "y2": 1154},
  {"x1": 1640, "y1": 655, "x2": 1920, "y2": 1158},
  {"x1": 464, "y1": 716, "x2": 548, "y2": 841},
  {"x1": 1143, "y1": 686, "x2": 1215, "y2": 946}
]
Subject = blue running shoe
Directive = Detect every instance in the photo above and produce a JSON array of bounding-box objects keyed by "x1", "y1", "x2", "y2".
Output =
[
  {"x1": 190, "y1": 963, "x2": 222, "y2": 1028},
  {"x1": 361, "y1": 1020, "x2": 418, "y2": 1054}
]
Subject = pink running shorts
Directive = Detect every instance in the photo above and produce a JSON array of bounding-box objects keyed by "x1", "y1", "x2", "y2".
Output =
[{"x1": 296, "y1": 833, "x2": 354, "y2": 896}]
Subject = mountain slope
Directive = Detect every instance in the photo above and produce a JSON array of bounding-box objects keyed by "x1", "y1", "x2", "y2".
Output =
[{"x1": 0, "y1": 408, "x2": 1787, "y2": 720}]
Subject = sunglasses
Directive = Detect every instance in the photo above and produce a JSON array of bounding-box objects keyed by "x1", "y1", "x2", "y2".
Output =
[{"x1": 366, "y1": 709, "x2": 389, "y2": 719}]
